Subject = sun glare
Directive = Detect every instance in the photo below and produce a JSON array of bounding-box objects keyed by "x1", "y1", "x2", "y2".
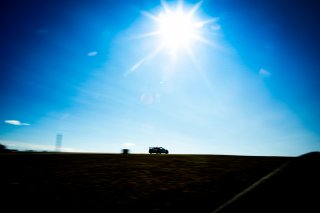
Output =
[
  {"x1": 128, "y1": 1, "x2": 215, "y2": 73},
  {"x1": 158, "y1": 9, "x2": 198, "y2": 51},
  {"x1": 140, "y1": 0, "x2": 214, "y2": 56}
]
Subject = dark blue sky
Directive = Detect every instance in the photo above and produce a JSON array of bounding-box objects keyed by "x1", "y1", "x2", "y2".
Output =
[
  {"x1": 210, "y1": 0, "x2": 320, "y2": 132},
  {"x1": 0, "y1": 0, "x2": 319, "y2": 155}
]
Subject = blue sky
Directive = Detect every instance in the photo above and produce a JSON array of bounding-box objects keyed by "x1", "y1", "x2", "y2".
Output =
[{"x1": 1, "y1": 0, "x2": 319, "y2": 156}]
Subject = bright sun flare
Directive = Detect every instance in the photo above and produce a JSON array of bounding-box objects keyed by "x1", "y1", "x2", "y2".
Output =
[
  {"x1": 127, "y1": 1, "x2": 215, "y2": 75},
  {"x1": 158, "y1": 9, "x2": 198, "y2": 51},
  {"x1": 142, "y1": 0, "x2": 213, "y2": 55}
]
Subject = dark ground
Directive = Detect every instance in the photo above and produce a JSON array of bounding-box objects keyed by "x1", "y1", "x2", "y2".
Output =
[
  {"x1": 1, "y1": 152, "x2": 311, "y2": 212},
  {"x1": 213, "y1": 151, "x2": 320, "y2": 213}
]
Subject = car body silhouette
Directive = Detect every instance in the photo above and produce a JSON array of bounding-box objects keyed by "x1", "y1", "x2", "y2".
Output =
[{"x1": 149, "y1": 147, "x2": 169, "y2": 154}]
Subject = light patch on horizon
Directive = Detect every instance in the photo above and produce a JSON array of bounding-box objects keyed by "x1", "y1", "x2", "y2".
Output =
[
  {"x1": 4, "y1": 120, "x2": 30, "y2": 126},
  {"x1": 0, "y1": 139, "x2": 83, "y2": 152},
  {"x1": 259, "y1": 68, "x2": 271, "y2": 77},
  {"x1": 123, "y1": 142, "x2": 136, "y2": 147}
]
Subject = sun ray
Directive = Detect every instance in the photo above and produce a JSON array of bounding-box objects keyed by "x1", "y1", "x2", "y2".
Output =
[
  {"x1": 192, "y1": 34, "x2": 214, "y2": 46},
  {"x1": 129, "y1": 31, "x2": 161, "y2": 40},
  {"x1": 161, "y1": 0, "x2": 171, "y2": 14},
  {"x1": 195, "y1": 18, "x2": 217, "y2": 28},
  {"x1": 187, "y1": 1, "x2": 202, "y2": 17},
  {"x1": 126, "y1": 42, "x2": 165, "y2": 76},
  {"x1": 192, "y1": 34, "x2": 225, "y2": 52},
  {"x1": 141, "y1": 11, "x2": 160, "y2": 22}
]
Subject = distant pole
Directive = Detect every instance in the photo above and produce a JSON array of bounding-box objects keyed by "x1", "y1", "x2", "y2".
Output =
[{"x1": 55, "y1": 134, "x2": 63, "y2": 152}]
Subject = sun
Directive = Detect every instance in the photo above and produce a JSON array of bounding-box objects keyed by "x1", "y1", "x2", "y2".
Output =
[
  {"x1": 157, "y1": 7, "x2": 199, "y2": 52},
  {"x1": 142, "y1": 0, "x2": 213, "y2": 55},
  {"x1": 127, "y1": 1, "x2": 215, "y2": 75}
]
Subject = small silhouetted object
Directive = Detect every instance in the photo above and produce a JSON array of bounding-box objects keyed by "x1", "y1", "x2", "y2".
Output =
[
  {"x1": 122, "y1": 149, "x2": 129, "y2": 154},
  {"x1": 149, "y1": 147, "x2": 169, "y2": 154}
]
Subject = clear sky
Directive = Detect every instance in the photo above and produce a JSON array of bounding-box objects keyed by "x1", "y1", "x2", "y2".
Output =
[{"x1": 1, "y1": 0, "x2": 319, "y2": 156}]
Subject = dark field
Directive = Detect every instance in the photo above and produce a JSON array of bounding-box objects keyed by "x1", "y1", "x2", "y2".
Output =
[{"x1": 0, "y1": 153, "x2": 298, "y2": 212}]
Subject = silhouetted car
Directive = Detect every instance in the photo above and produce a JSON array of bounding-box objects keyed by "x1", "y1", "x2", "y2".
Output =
[{"x1": 149, "y1": 147, "x2": 169, "y2": 154}]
